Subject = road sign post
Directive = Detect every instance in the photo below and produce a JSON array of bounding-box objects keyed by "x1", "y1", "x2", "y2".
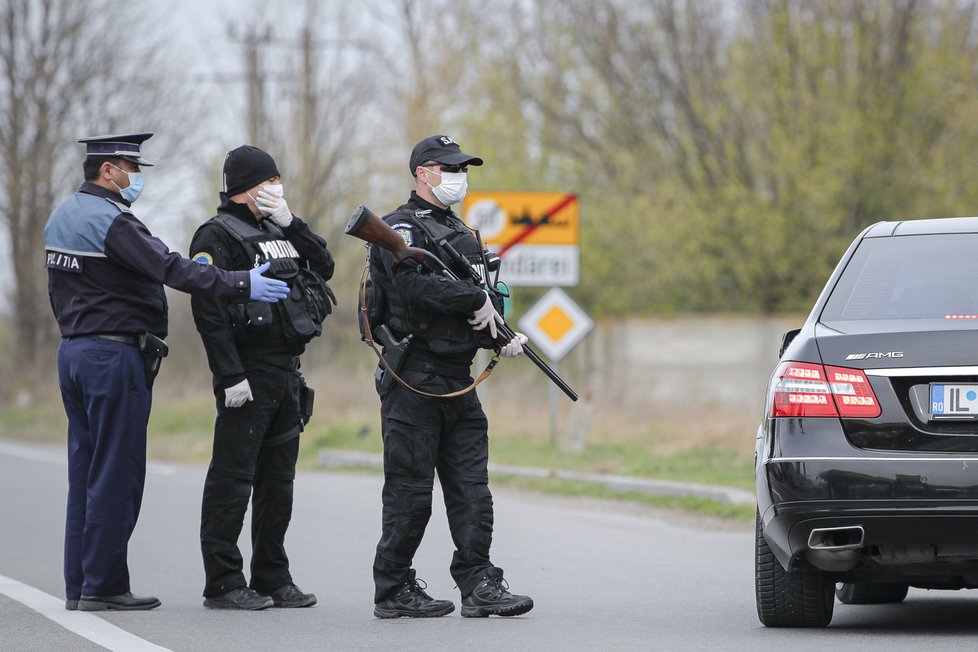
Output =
[
  {"x1": 463, "y1": 191, "x2": 588, "y2": 442},
  {"x1": 518, "y1": 288, "x2": 594, "y2": 444}
]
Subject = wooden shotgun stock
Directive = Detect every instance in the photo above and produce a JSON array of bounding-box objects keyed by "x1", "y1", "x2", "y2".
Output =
[
  {"x1": 345, "y1": 204, "x2": 430, "y2": 264},
  {"x1": 345, "y1": 204, "x2": 579, "y2": 402}
]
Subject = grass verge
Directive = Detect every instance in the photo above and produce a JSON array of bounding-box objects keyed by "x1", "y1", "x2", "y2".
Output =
[{"x1": 1, "y1": 399, "x2": 756, "y2": 523}]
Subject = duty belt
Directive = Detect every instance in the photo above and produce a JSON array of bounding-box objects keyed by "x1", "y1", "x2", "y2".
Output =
[
  {"x1": 70, "y1": 333, "x2": 139, "y2": 346},
  {"x1": 238, "y1": 353, "x2": 301, "y2": 371},
  {"x1": 401, "y1": 353, "x2": 472, "y2": 379}
]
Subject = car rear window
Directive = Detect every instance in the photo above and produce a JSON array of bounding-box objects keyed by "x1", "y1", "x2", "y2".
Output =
[{"x1": 821, "y1": 233, "x2": 978, "y2": 321}]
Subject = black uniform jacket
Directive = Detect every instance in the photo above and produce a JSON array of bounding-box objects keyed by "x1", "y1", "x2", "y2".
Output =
[
  {"x1": 370, "y1": 192, "x2": 488, "y2": 366},
  {"x1": 189, "y1": 194, "x2": 334, "y2": 389},
  {"x1": 44, "y1": 182, "x2": 252, "y2": 338}
]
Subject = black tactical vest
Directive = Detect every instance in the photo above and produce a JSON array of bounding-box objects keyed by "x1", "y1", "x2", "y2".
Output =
[
  {"x1": 371, "y1": 207, "x2": 498, "y2": 355},
  {"x1": 210, "y1": 213, "x2": 334, "y2": 344}
]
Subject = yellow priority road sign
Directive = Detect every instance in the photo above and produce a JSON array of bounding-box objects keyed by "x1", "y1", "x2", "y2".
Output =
[{"x1": 517, "y1": 288, "x2": 593, "y2": 362}]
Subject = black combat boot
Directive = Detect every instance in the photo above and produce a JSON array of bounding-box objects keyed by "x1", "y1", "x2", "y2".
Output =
[
  {"x1": 373, "y1": 569, "x2": 455, "y2": 618},
  {"x1": 461, "y1": 567, "x2": 533, "y2": 617},
  {"x1": 203, "y1": 586, "x2": 273, "y2": 610},
  {"x1": 260, "y1": 583, "x2": 317, "y2": 608}
]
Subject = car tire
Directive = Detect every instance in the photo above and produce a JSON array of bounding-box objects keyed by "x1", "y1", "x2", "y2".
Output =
[
  {"x1": 835, "y1": 582, "x2": 909, "y2": 605},
  {"x1": 755, "y1": 513, "x2": 834, "y2": 627}
]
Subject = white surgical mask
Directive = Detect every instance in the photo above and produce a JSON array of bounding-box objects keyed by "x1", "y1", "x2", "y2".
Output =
[
  {"x1": 424, "y1": 168, "x2": 468, "y2": 206},
  {"x1": 247, "y1": 183, "x2": 284, "y2": 217}
]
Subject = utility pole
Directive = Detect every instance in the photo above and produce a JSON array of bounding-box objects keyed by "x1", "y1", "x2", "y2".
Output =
[
  {"x1": 228, "y1": 24, "x2": 271, "y2": 145},
  {"x1": 225, "y1": 10, "x2": 368, "y2": 234}
]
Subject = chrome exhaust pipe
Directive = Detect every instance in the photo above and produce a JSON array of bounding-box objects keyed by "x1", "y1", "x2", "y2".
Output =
[{"x1": 808, "y1": 525, "x2": 865, "y2": 552}]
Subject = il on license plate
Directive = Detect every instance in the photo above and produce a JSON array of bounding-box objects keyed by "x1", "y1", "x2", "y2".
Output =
[{"x1": 930, "y1": 383, "x2": 978, "y2": 419}]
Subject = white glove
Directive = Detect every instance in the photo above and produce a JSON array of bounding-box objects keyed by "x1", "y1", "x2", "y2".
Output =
[
  {"x1": 224, "y1": 379, "x2": 253, "y2": 408},
  {"x1": 468, "y1": 291, "x2": 504, "y2": 340},
  {"x1": 256, "y1": 189, "x2": 293, "y2": 228},
  {"x1": 500, "y1": 332, "x2": 528, "y2": 358}
]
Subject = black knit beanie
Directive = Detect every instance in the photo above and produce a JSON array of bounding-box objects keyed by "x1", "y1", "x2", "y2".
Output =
[{"x1": 223, "y1": 145, "x2": 280, "y2": 196}]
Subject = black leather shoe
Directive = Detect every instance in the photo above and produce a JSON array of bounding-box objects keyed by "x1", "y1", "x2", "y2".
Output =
[
  {"x1": 65, "y1": 599, "x2": 78, "y2": 611},
  {"x1": 203, "y1": 586, "x2": 273, "y2": 610},
  {"x1": 260, "y1": 584, "x2": 317, "y2": 608},
  {"x1": 461, "y1": 567, "x2": 533, "y2": 617},
  {"x1": 374, "y1": 570, "x2": 455, "y2": 619},
  {"x1": 78, "y1": 592, "x2": 161, "y2": 611}
]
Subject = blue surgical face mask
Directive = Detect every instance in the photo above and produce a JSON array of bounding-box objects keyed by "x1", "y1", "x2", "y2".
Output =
[{"x1": 110, "y1": 164, "x2": 144, "y2": 203}]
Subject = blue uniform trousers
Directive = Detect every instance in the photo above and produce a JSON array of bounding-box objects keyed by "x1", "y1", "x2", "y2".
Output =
[{"x1": 57, "y1": 336, "x2": 151, "y2": 600}]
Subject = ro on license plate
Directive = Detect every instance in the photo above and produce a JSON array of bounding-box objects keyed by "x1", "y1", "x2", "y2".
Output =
[{"x1": 930, "y1": 384, "x2": 978, "y2": 419}]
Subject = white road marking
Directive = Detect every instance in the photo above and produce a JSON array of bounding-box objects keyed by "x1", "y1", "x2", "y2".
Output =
[{"x1": 0, "y1": 573, "x2": 171, "y2": 652}]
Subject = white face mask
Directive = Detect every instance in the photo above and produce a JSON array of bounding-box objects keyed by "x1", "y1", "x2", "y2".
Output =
[
  {"x1": 248, "y1": 183, "x2": 284, "y2": 216},
  {"x1": 425, "y1": 168, "x2": 468, "y2": 206}
]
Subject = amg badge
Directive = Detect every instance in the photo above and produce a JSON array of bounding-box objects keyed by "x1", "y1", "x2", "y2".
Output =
[{"x1": 845, "y1": 352, "x2": 904, "y2": 360}]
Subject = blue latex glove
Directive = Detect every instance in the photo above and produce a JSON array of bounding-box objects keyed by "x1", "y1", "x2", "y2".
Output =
[{"x1": 248, "y1": 262, "x2": 289, "y2": 302}]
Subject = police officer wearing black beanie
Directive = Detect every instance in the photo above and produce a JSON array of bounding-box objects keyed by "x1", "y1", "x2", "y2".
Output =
[{"x1": 189, "y1": 145, "x2": 335, "y2": 610}]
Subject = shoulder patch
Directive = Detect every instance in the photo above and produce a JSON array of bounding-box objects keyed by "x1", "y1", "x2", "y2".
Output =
[
  {"x1": 390, "y1": 223, "x2": 414, "y2": 246},
  {"x1": 192, "y1": 251, "x2": 213, "y2": 265}
]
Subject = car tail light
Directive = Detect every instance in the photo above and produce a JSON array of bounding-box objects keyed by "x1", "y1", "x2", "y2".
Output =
[
  {"x1": 770, "y1": 361, "x2": 881, "y2": 418},
  {"x1": 770, "y1": 362, "x2": 837, "y2": 417},
  {"x1": 824, "y1": 365, "x2": 881, "y2": 418}
]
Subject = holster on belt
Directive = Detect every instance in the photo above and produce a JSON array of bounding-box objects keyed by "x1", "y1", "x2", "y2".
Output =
[
  {"x1": 374, "y1": 324, "x2": 412, "y2": 391},
  {"x1": 138, "y1": 333, "x2": 169, "y2": 390},
  {"x1": 299, "y1": 376, "x2": 315, "y2": 426}
]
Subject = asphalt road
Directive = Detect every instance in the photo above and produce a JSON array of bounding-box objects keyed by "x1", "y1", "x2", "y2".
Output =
[{"x1": 2, "y1": 439, "x2": 978, "y2": 651}]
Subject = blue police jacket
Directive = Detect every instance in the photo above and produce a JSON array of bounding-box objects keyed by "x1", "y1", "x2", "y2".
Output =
[{"x1": 45, "y1": 182, "x2": 252, "y2": 338}]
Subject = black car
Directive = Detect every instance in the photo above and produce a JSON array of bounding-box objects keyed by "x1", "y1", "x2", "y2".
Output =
[{"x1": 756, "y1": 217, "x2": 978, "y2": 627}]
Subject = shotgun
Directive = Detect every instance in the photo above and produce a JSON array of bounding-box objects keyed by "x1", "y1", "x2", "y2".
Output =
[{"x1": 345, "y1": 204, "x2": 579, "y2": 401}]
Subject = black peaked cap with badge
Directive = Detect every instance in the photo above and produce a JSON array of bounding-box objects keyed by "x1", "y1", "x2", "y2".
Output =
[
  {"x1": 78, "y1": 132, "x2": 154, "y2": 166},
  {"x1": 409, "y1": 135, "x2": 484, "y2": 175}
]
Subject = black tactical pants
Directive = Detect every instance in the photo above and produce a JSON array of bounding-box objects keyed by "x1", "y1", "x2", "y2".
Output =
[
  {"x1": 200, "y1": 360, "x2": 303, "y2": 598},
  {"x1": 373, "y1": 367, "x2": 494, "y2": 602}
]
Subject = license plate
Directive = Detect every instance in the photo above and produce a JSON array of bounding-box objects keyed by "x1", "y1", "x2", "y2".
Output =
[{"x1": 930, "y1": 384, "x2": 978, "y2": 419}]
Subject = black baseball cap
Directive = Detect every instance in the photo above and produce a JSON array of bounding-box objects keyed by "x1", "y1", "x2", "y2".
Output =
[{"x1": 409, "y1": 135, "x2": 483, "y2": 176}]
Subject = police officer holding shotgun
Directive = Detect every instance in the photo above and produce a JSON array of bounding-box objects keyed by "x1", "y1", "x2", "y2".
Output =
[
  {"x1": 44, "y1": 132, "x2": 290, "y2": 612},
  {"x1": 366, "y1": 135, "x2": 533, "y2": 619}
]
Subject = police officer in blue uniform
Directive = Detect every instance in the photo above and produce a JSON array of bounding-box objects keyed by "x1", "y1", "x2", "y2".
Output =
[
  {"x1": 189, "y1": 145, "x2": 335, "y2": 610},
  {"x1": 45, "y1": 133, "x2": 290, "y2": 612},
  {"x1": 369, "y1": 135, "x2": 534, "y2": 619}
]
